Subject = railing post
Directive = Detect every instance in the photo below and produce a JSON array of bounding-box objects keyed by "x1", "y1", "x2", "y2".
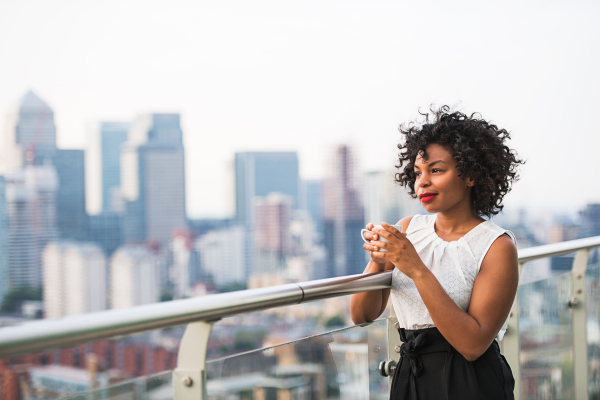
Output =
[
  {"x1": 386, "y1": 315, "x2": 401, "y2": 389},
  {"x1": 502, "y1": 262, "x2": 523, "y2": 400},
  {"x1": 387, "y1": 305, "x2": 402, "y2": 390},
  {"x1": 571, "y1": 249, "x2": 589, "y2": 400},
  {"x1": 173, "y1": 321, "x2": 215, "y2": 400}
]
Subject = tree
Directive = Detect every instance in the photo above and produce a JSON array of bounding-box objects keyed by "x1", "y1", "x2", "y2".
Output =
[
  {"x1": 1, "y1": 287, "x2": 42, "y2": 313},
  {"x1": 325, "y1": 315, "x2": 345, "y2": 328}
]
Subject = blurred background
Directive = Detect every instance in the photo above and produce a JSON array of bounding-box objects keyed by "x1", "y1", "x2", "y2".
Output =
[{"x1": 0, "y1": 0, "x2": 599, "y2": 398}]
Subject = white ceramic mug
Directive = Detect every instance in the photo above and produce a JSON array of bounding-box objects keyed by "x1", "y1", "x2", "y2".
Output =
[{"x1": 360, "y1": 224, "x2": 403, "y2": 253}]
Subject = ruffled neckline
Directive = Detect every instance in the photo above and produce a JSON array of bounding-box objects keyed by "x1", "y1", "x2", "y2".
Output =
[{"x1": 424, "y1": 215, "x2": 490, "y2": 244}]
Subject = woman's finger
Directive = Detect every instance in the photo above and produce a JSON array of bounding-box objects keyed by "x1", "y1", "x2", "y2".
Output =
[
  {"x1": 369, "y1": 240, "x2": 388, "y2": 250},
  {"x1": 373, "y1": 227, "x2": 394, "y2": 242},
  {"x1": 371, "y1": 251, "x2": 388, "y2": 259},
  {"x1": 363, "y1": 243, "x2": 379, "y2": 252},
  {"x1": 381, "y1": 222, "x2": 402, "y2": 240},
  {"x1": 363, "y1": 231, "x2": 378, "y2": 241}
]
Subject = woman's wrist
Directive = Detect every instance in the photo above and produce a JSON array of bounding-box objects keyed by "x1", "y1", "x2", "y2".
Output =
[
  {"x1": 369, "y1": 259, "x2": 387, "y2": 271},
  {"x1": 410, "y1": 262, "x2": 430, "y2": 282}
]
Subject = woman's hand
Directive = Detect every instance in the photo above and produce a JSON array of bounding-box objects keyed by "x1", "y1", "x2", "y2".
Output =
[
  {"x1": 362, "y1": 223, "x2": 387, "y2": 267},
  {"x1": 370, "y1": 222, "x2": 427, "y2": 279}
]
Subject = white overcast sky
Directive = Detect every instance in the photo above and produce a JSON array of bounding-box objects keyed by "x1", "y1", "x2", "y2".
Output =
[{"x1": 1, "y1": 0, "x2": 599, "y2": 219}]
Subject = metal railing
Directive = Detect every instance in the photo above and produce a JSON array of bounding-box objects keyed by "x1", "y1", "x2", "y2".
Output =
[
  {"x1": 2, "y1": 235, "x2": 600, "y2": 399},
  {"x1": 0, "y1": 271, "x2": 391, "y2": 358}
]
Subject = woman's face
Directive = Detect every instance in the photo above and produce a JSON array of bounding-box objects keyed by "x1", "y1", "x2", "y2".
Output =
[{"x1": 414, "y1": 143, "x2": 474, "y2": 214}]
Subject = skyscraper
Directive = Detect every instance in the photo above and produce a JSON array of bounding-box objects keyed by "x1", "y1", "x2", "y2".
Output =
[
  {"x1": 88, "y1": 213, "x2": 124, "y2": 257},
  {"x1": 303, "y1": 179, "x2": 324, "y2": 237},
  {"x1": 3, "y1": 91, "x2": 56, "y2": 170},
  {"x1": 254, "y1": 193, "x2": 292, "y2": 273},
  {"x1": 121, "y1": 114, "x2": 186, "y2": 247},
  {"x1": 323, "y1": 145, "x2": 364, "y2": 277},
  {"x1": 579, "y1": 204, "x2": 600, "y2": 238},
  {"x1": 234, "y1": 152, "x2": 299, "y2": 278},
  {"x1": 86, "y1": 122, "x2": 130, "y2": 214},
  {"x1": 0, "y1": 177, "x2": 9, "y2": 303},
  {"x1": 5, "y1": 166, "x2": 58, "y2": 288},
  {"x1": 53, "y1": 149, "x2": 88, "y2": 241},
  {"x1": 234, "y1": 152, "x2": 299, "y2": 226}
]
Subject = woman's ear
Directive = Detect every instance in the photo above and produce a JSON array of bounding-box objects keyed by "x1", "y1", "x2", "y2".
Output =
[{"x1": 465, "y1": 175, "x2": 475, "y2": 187}]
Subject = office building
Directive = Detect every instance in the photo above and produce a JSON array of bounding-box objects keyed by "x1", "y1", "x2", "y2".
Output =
[
  {"x1": 254, "y1": 193, "x2": 292, "y2": 273},
  {"x1": 323, "y1": 145, "x2": 364, "y2": 277},
  {"x1": 3, "y1": 91, "x2": 56, "y2": 170},
  {"x1": 0, "y1": 177, "x2": 8, "y2": 303},
  {"x1": 86, "y1": 122, "x2": 130, "y2": 215},
  {"x1": 363, "y1": 170, "x2": 423, "y2": 228},
  {"x1": 53, "y1": 149, "x2": 88, "y2": 241},
  {"x1": 5, "y1": 166, "x2": 58, "y2": 289},
  {"x1": 169, "y1": 229, "x2": 199, "y2": 299},
  {"x1": 234, "y1": 152, "x2": 299, "y2": 226},
  {"x1": 43, "y1": 241, "x2": 107, "y2": 319},
  {"x1": 579, "y1": 204, "x2": 600, "y2": 238},
  {"x1": 88, "y1": 213, "x2": 124, "y2": 257},
  {"x1": 196, "y1": 226, "x2": 246, "y2": 287},
  {"x1": 110, "y1": 245, "x2": 160, "y2": 309},
  {"x1": 121, "y1": 114, "x2": 186, "y2": 247},
  {"x1": 303, "y1": 179, "x2": 324, "y2": 237}
]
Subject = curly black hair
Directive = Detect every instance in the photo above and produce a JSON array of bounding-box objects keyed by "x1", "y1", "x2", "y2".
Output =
[{"x1": 395, "y1": 106, "x2": 525, "y2": 218}]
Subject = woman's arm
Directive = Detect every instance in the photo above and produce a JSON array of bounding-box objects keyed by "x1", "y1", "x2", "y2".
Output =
[
  {"x1": 370, "y1": 223, "x2": 518, "y2": 361},
  {"x1": 350, "y1": 217, "x2": 413, "y2": 324}
]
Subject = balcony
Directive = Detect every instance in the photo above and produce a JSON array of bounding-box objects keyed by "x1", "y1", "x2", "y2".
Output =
[{"x1": 1, "y1": 236, "x2": 600, "y2": 400}]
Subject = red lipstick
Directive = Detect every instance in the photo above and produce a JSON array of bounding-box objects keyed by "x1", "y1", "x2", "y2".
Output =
[{"x1": 419, "y1": 192, "x2": 438, "y2": 203}]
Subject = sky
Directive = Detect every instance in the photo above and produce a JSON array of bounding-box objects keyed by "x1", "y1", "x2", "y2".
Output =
[{"x1": 1, "y1": 0, "x2": 599, "y2": 219}]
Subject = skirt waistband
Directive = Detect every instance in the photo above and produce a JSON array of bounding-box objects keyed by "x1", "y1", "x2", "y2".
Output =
[{"x1": 398, "y1": 327, "x2": 454, "y2": 354}]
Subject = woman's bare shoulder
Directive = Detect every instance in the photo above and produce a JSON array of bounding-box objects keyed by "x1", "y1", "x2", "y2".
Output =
[{"x1": 481, "y1": 233, "x2": 518, "y2": 274}]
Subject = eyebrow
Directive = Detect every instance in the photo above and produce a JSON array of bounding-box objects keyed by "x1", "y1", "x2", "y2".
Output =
[{"x1": 414, "y1": 160, "x2": 447, "y2": 169}]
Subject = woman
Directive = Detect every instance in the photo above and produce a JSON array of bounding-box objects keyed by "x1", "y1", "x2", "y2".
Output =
[{"x1": 350, "y1": 106, "x2": 524, "y2": 400}]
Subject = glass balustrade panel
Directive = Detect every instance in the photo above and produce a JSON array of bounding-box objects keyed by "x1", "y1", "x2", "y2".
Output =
[
  {"x1": 205, "y1": 319, "x2": 389, "y2": 400},
  {"x1": 59, "y1": 370, "x2": 173, "y2": 400},
  {"x1": 0, "y1": 326, "x2": 184, "y2": 400},
  {"x1": 587, "y1": 263, "x2": 600, "y2": 399},
  {"x1": 518, "y1": 271, "x2": 574, "y2": 400}
]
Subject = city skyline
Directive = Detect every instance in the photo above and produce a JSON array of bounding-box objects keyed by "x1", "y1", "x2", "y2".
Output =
[{"x1": 1, "y1": 0, "x2": 599, "y2": 219}]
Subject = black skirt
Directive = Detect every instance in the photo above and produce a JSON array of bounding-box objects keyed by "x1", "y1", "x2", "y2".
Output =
[{"x1": 390, "y1": 327, "x2": 515, "y2": 400}]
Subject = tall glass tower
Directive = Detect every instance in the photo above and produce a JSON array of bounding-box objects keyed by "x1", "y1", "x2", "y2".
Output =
[
  {"x1": 4, "y1": 91, "x2": 57, "y2": 169},
  {"x1": 234, "y1": 152, "x2": 299, "y2": 226},
  {"x1": 121, "y1": 114, "x2": 187, "y2": 247},
  {"x1": 323, "y1": 145, "x2": 364, "y2": 278}
]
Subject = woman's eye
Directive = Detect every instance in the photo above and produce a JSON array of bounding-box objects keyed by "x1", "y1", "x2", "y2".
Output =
[
  {"x1": 432, "y1": 169, "x2": 441, "y2": 173},
  {"x1": 414, "y1": 171, "x2": 421, "y2": 176}
]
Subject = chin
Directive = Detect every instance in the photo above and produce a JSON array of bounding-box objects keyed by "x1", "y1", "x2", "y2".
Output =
[{"x1": 422, "y1": 203, "x2": 438, "y2": 213}]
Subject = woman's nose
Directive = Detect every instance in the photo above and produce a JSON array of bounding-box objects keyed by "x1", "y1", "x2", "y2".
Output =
[{"x1": 417, "y1": 176, "x2": 430, "y2": 188}]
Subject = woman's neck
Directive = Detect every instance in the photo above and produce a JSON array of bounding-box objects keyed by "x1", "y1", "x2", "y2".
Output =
[{"x1": 435, "y1": 203, "x2": 483, "y2": 237}]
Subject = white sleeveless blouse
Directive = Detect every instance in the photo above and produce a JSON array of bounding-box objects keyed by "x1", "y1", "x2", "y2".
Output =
[{"x1": 391, "y1": 214, "x2": 516, "y2": 336}]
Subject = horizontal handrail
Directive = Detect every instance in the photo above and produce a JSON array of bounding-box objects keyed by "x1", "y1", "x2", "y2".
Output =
[
  {"x1": 1, "y1": 235, "x2": 599, "y2": 360},
  {"x1": 0, "y1": 271, "x2": 391, "y2": 358},
  {"x1": 517, "y1": 235, "x2": 600, "y2": 263}
]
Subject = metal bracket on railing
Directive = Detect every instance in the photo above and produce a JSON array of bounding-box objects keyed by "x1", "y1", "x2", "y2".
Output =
[
  {"x1": 173, "y1": 320, "x2": 217, "y2": 400},
  {"x1": 378, "y1": 360, "x2": 396, "y2": 377},
  {"x1": 567, "y1": 296, "x2": 579, "y2": 308}
]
